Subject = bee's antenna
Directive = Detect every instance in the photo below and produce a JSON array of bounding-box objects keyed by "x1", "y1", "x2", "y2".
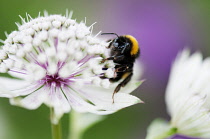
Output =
[{"x1": 101, "y1": 33, "x2": 119, "y2": 38}]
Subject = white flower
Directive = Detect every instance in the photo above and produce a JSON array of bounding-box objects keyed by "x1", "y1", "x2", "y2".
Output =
[
  {"x1": 165, "y1": 49, "x2": 210, "y2": 138},
  {"x1": 146, "y1": 49, "x2": 210, "y2": 139},
  {"x1": 0, "y1": 12, "x2": 143, "y2": 123}
]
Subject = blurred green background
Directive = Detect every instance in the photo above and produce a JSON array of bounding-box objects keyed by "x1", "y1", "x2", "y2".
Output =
[{"x1": 0, "y1": 0, "x2": 210, "y2": 139}]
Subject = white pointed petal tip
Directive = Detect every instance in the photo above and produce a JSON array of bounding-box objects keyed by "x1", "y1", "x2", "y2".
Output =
[
  {"x1": 78, "y1": 83, "x2": 144, "y2": 113},
  {"x1": 117, "y1": 94, "x2": 143, "y2": 104},
  {"x1": 102, "y1": 93, "x2": 143, "y2": 111}
]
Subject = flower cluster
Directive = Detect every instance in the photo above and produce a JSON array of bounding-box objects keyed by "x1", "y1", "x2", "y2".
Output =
[{"x1": 0, "y1": 13, "x2": 143, "y2": 123}]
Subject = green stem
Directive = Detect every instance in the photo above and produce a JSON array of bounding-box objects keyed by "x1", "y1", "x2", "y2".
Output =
[
  {"x1": 68, "y1": 110, "x2": 82, "y2": 139},
  {"x1": 50, "y1": 108, "x2": 62, "y2": 139}
]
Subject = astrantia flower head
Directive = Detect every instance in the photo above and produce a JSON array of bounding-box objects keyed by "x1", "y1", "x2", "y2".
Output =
[
  {"x1": 166, "y1": 49, "x2": 210, "y2": 138},
  {"x1": 0, "y1": 12, "x2": 143, "y2": 123},
  {"x1": 146, "y1": 49, "x2": 210, "y2": 139}
]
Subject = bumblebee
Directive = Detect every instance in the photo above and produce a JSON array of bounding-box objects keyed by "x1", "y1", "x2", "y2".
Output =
[{"x1": 101, "y1": 33, "x2": 140, "y2": 103}]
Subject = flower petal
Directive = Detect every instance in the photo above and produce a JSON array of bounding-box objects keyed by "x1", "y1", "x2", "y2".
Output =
[
  {"x1": 161, "y1": 49, "x2": 210, "y2": 138},
  {"x1": 8, "y1": 70, "x2": 28, "y2": 80},
  {"x1": 118, "y1": 80, "x2": 144, "y2": 94},
  {"x1": 44, "y1": 87, "x2": 71, "y2": 124},
  {"x1": 165, "y1": 49, "x2": 210, "y2": 114},
  {"x1": 0, "y1": 77, "x2": 31, "y2": 97},
  {"x1": 64, "y1": 87, "x2": 104, "y2": 113},
  {"x1": 10, "y1": 87, "x2": 46, "y2": 109},
  {"x1": 79, "y1": 85, "x2": 143, "y2": 111},
  {"x1": 170, "y1": 94, "x2": 210, "y2": 138}
]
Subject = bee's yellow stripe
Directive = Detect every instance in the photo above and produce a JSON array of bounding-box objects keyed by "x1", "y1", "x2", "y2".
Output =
[
  {"x1": 125, "y1": 35, "x2": 139, "y2": 56},
  {"x1": 122, "y1": 72, "x2": 130, "y2": 79}
]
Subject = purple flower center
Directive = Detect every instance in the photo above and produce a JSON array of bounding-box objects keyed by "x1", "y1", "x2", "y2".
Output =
[{"x1": 41, "y1": 74, "x2": 72, "y2": 87}]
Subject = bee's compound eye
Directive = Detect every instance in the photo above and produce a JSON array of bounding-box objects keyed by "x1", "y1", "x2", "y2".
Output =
[{"x1": 113, "y1": 42, "x2": 119, "y2": 47}]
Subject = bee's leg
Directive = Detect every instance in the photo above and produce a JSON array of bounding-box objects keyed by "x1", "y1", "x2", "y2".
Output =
[
  {"x1": 114, "y1": 65, "x2": 128, "y2": 72},
  {"x1": 109, "y1": 73, "x2": 122, "y2": 82},
  {"x1": 101, "y1": 57, "x2": 115, "y2": 63},
  {"x1": 101, "y1": 55, "x2": 125, "y2": 63},
  {"x1": 112, "y1": 72, "x2": 133, "y2": 103},
  {"x1": 100, "y1": 74, "x2": 107, "y2": 79},
  {"x1": 107, "y1": 39, "x2": 113, "y2": 48},
  {"x1": 115, "y1": 63, "x2": 133, "y2": 72}
]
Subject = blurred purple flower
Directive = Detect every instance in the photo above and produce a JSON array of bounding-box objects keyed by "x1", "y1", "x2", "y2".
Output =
[{"x1": 103, "y1": 1, "x2": 192, "y2": 80}]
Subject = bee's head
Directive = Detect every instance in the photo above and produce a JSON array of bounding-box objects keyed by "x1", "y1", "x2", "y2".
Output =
[
  {"x1": 113, "y1": 37, "x2": 130, "y2": 54},
  {"x1": 101, "y1": 33, "x2": 130, "y2": 54}
]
